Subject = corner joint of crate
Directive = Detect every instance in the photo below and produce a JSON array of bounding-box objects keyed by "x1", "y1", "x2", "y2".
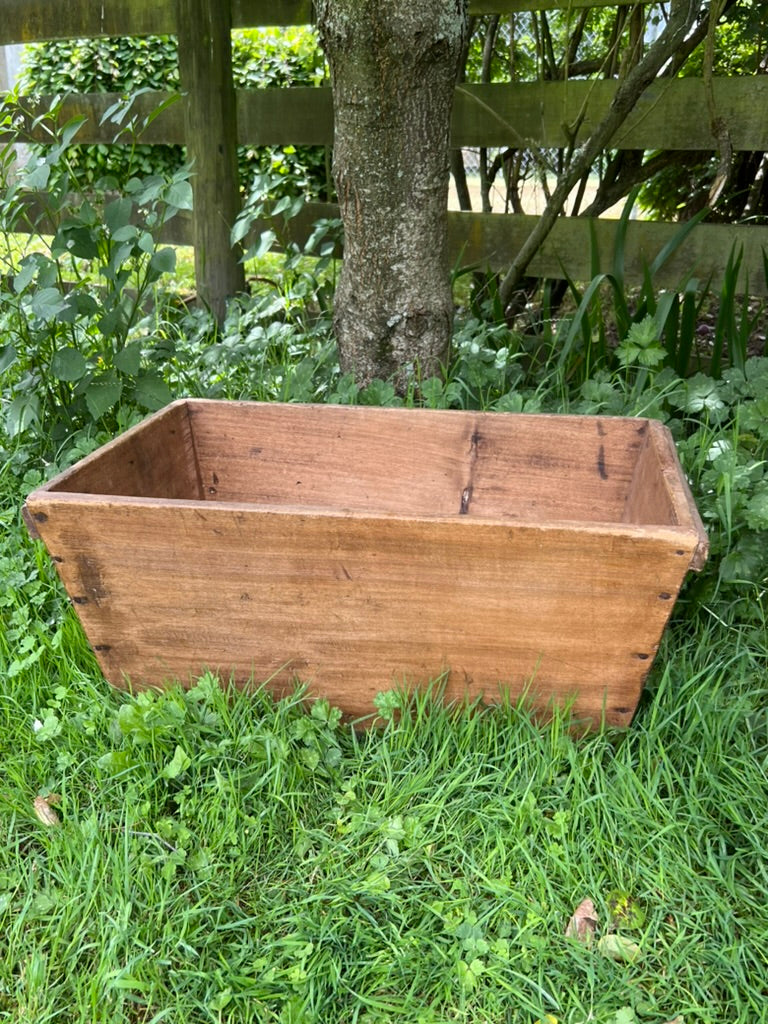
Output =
[{"x1": 21, "y1": 504, "x2": 43, "y2": 541}]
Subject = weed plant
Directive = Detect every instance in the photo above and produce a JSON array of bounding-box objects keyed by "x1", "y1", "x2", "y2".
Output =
[{"x1": 1, "y1": 116, "x2": 767, "y2": 1024}]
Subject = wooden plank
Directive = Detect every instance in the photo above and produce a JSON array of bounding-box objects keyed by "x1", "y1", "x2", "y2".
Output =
[
  {"x1": 0, "y1": 1, "x2": 175, "y2": 43},
  {"x1": 236, "y1": 87, "x2": 333, "y2": 146},
  {"x1": 1, "y1": 92, "x2": 187, "y2": 146},
  {"x1": 6, "y1": 77, "x2": 766, "y2": 153},
  {"x1": 185, "y1": 401, "x2": 647, "y2": 523},
  {"x1": 447, "y1": 212, "x2": 768, "y2": 296},
  {"x1": 6, "y1": 188, "x2": 766, "y2": 297},
  {"x1": 470, "y1": 0, "x2": 651, "y2": 10},
  {"x1": 176, "y1": 0, "x2": 245, "y2": 318},
  {"x1": 0, "y1": 1, "x2": 653, "y2": 43},
  {"x1": 232, "y1": 203, "x2": 768, "y2": 298},
  {"x1": 453, "y1": 78, "x2": 768, "y2": 152}
]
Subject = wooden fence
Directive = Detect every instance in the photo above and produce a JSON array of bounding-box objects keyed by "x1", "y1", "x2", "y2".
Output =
[{"x1": 2, "y1": 0, "x2": 768, "y2": 314}]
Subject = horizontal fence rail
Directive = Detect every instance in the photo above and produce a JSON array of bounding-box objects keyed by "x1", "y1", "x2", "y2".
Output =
[
  {"x1": 6, "y1": 78, "x2": 767, "y2": 154},
  {"x1": 1, "y1": 0, "x2": 766, "y2": 300},
  {"x1": 0, "y1": 0, "x2": 655, "y2": 44}
]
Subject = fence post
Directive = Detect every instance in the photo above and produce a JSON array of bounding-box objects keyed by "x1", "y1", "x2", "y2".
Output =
[{"x1": 176, "y1": 0, "x2": 244, "y2": 321}]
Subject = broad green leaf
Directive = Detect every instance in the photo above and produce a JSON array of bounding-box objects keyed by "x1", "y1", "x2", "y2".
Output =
[
  {"x1": 598, "y1": 933, "x2": 642, "y2": 962},
  {"x1": 30, "y1": 287, "x2": 67, "y2": 322},
  {"x1": 23, "y1": 157, "x2": 50, "y2": 190},
  {"x1": 149, "y1": 247, "x2": 176, "y2": 276},
  {"x1": 163, "y1": 744, "x2": 192, "y2": 779},
  {"x1": 96, "y1": 750, "x2": 137, "y2": 773},
  {"x1": 51, "y1": 347, "x2": 87, "y2": 382},
  {"x1": 0, "y1": 343, "x2": 16, "y2": 375},
  {"x1": 6, "y1": 394, "x2": 40, "y2": 436},
  {"x1": 744, "y1": 486, "x2": 768, "y2": 531},
  {"x1": 164, "y1": 179, "x2": 193, "y2": 211},
  {"x1": 134, "y1": 372, "x2": 173, "y2": 411},
  {"x1": 85, "y1": 375, "x2": 123, "y2": 420},
  {"x1": 53, "y1": 225, "x2": 100, "y2": 260},
  {"x1": 104, "y1": 197, "x2": 133, "y2": 234},
  {"x1": 111, "y1": 224, "x2": 140, "y2": 244},
  {"x1": 98, "y1": 306, "x2": 129, "y2": 338},
  {"x1": 245, "y1": 229, "x2": 276, "y2": 261},
  {"x1": 14, "y1": 255, "x2": 41, "y2": 293},
  {"x1": 114, "y1": 344, "x2": 142, "y2": 376},
  {"x1": 60, "y1": 115, "x2": 87, "y2": 148}
]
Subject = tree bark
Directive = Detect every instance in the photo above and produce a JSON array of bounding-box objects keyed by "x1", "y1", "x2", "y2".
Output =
[{"x1": 316, "y1": 0, "x2": 468, "y2": 391}]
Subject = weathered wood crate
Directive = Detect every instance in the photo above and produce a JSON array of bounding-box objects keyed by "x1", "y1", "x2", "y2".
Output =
[{"x1": 23, "y1": 400, "x2": 708, "y2": 727}]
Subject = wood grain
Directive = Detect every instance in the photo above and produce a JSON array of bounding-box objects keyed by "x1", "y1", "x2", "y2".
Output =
[
  {"x1": 0, "y1": 0, "x2": 654, "y2": 43},
  {"x1": 24, "y1": 401, "x2": 708, "y2": 728},
  {"x1": 9, "y1": 79, "x2": 767, "y2": 153}
]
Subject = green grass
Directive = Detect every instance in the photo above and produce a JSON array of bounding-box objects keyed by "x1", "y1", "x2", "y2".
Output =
[{"x1": 1, "y1": 472, "x2": 767, "y2": 1023}]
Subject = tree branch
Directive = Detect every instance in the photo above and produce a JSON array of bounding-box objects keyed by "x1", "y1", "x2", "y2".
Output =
[{"x1": 498, "y1": 0, "x2": 705, "y2": 309}]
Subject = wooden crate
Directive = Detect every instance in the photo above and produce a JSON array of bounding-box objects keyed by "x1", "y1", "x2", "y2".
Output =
[{"x1": 23, "y1": 400, "x2": 708, "y2": 726}]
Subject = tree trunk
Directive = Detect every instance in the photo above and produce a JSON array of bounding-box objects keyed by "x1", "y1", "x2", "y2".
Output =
[{"x1": 316, "y1": 0, "x2": 468, "y2": 391}]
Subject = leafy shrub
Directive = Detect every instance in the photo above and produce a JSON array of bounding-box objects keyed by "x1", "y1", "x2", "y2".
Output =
[
  {"x1": 18, "y1": 28, "x2": 330, "y2": 200},
  {"x1": 0, "y1": 109, "x2": 187, "y2": 451}
]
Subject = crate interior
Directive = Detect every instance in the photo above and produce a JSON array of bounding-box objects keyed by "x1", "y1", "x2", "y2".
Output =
[{"x1": 46, "y1": 400, "x2": 681, "y2": 526}]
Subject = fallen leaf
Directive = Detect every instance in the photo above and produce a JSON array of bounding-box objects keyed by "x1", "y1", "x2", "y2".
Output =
[
  {"x1": 663, "y1": 1018, "x2": 684, "y2": 1024},
  {"x1": 565, "y1": 897, "x2": 598, "y2": 944},
  {"x1": 598, "y1": 933, "x2": 642, "y2": 962},
  {"x1": 606, "y1": 889, "x2": 646, "y2": 929},
  {"x1": 33, "y1": 795, "x2": 61, "y2": 827},
  {"x1": 532, "y1": 1016, "x2": 558, "y2": 1024}
]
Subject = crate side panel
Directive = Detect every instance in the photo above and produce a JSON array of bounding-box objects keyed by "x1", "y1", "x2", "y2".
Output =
[
  {"x1": 465, "y1": 413, "x2": 647, "y2": 522},
  {"x1": 186, "y1": 400, "x2": 472, "y2": 515},
  {"x1": 621, "y1": 432, "x2": 677, "y2": 526},
  {"x1": 47, "y1": 402, "x2": 201, "y2": 500},
  {"x1": 30, "y1": 498, "x2": 695, "y2": 727},
  {"x1": 186, "y1": 402, "x2": 647, "y2": 523}
]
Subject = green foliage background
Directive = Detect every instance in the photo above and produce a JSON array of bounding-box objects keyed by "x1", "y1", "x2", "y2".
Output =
[{"x1": 19, "y1": 28, "x2": 331, "y2": 200}]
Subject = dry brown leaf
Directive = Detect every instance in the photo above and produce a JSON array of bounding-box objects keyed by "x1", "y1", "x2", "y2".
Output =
[
  {"x1": 565, "y1": 897, "x2": 598, "y2": 944},
  {"x1": 33, "y1": 795, "x2": 61, "y2": 827}
]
